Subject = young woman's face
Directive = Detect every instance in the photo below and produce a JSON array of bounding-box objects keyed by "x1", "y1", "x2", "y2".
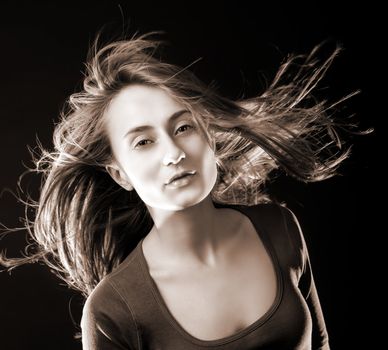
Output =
[{"x1": 104, "y1": 84, "x2": 218, "y2": 211}]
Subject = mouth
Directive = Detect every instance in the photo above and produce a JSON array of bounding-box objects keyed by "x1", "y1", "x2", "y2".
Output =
[{"x1": 166, "y1": 170, "x2": 197, "y2": 185}]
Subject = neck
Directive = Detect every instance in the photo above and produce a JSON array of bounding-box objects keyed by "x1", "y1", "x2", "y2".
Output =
[{"x1": 145, "y1": 196, "x2": 227, "y2": 268}]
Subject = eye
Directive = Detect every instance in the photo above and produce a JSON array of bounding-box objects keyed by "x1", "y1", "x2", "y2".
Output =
[
  {"x1": 134, "y1": 139, "x2": 153, "y2": 148},
  {"x1": 175, "y1": 124, "x2": 194, "y2": 135}
]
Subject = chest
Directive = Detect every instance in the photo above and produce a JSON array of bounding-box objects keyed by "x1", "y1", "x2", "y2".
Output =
[{"x1": 150, "y1": 222, "x2": 278, "y2": 341}]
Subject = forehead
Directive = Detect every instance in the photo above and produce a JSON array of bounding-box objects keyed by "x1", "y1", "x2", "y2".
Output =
[{"x1": 105, "y1": 85, "x2": 185, "y2": 132}]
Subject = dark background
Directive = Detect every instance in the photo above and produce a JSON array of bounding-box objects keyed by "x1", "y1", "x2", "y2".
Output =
[{"x1": 0, "y1": 1, "x2": 380, "y2": 349}]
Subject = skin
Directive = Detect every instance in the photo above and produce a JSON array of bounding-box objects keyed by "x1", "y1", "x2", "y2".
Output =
[
  {"x1": 104, "y1": 84, "x2": 277, "y2": 340},
  {"x1": 104, "y1": 84, "x2": 241, "y2": 268}
]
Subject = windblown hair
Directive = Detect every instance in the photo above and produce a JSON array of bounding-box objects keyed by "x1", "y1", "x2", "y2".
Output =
[{"x1": 1, "y1": 32, "x2": 354, "y2": 297}]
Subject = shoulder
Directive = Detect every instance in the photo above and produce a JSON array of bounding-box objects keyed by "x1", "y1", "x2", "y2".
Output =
[
  {"x1": 245, "y1": 202, "x2": 305, "y2": 247},
  {"x1": 236, "y1": 202, "x2": 307, "y2": 267},
  {"x1": 233, "y1": 201, "x2": 296, "y2": 232},
  {"x1": 81, "y1": 246, "x2": 142, "y2": 334},
  {"x1": 81, "y1": 258, "x2": 141, "y2": 349},
  {"x1": 82, "y1": 276, "x2": 134, "y2": 327}
]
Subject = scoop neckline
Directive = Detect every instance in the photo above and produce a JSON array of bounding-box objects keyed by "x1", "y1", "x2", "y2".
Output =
[{"x1": 136, "y1": 204, "x2": 284, "y2": 347}]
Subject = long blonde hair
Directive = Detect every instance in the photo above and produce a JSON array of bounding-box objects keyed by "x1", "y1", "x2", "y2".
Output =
[{"x1": 1, "y1": 32, "x2": 355, "y2": 297}]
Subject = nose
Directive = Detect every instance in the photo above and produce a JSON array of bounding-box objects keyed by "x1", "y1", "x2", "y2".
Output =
[{"x1": 162, "y1": 138, "x2": 186, "y2": 166}]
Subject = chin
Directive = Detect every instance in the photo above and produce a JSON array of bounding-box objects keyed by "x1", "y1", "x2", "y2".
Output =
[
  {"x1": 167, "y1": 178, "x2": 216, "y2": 211},
  {"x1": 165, "y1": 198, "x2": 204, "y2": 211},
  {"x1": 159, "y1": 189, "x2": 212, "y2": 211}
]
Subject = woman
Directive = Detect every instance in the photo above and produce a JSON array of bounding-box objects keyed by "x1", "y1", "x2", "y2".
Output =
[{"x1": 1, "y1": 32, "x2": 351, "y2": 349}]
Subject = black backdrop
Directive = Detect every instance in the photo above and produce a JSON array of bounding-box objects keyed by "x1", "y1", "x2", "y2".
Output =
[{"x1": 0, "y1": 1, "x2": 380, "y2": 349}]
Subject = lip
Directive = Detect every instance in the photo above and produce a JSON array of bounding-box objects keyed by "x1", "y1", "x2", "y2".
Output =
[{"x1": 165, "y1": 170, "x2": 197, "y2": 185}]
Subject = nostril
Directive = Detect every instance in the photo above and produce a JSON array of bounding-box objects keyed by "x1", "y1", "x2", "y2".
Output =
[{"x1": 163, "y1": 150, "x2": 186, "y2": 166}]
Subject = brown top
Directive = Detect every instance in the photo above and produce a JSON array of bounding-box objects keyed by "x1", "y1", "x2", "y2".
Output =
[{"x1": 81, "y1": 203, "x2": 329, "y2": 349}]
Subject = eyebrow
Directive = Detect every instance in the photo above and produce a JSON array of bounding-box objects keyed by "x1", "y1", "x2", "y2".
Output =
[{"x1": 123, "y1": 109, "x2": 189, "y2": 138}]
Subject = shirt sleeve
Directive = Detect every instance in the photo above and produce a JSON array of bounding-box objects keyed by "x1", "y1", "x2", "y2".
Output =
[
  {"x1": 280, "y1": 205, "x2": 330, "y2": 350},
  {"x1": 81, "y1": 279, "x2": 139, "y2": 350}
]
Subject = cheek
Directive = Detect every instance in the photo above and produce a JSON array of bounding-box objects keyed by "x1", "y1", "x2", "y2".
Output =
[
  {"x1": 109, "y1": 136, "x2": 160, "y2": 193},
  {"x1": 203, "y1": 148, "x2": 218, "y2": 179},
  {"x1": 125, "y1": 155, "x2": 159, "y2": 184},
  {"x1": 193, "y1": 139, "x2": 217, "y2": 180},
  {"x1": 116, "y1": 150, "x2": 160, "y2": 189}
]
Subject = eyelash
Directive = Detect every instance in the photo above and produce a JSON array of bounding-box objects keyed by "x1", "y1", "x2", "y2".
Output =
[
  {"x1": 176, "y1": 124, "x2": 193, "y2": 134},
  {"x1": 134, "y1": 124, "x2": 194, "y2": 148}
]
